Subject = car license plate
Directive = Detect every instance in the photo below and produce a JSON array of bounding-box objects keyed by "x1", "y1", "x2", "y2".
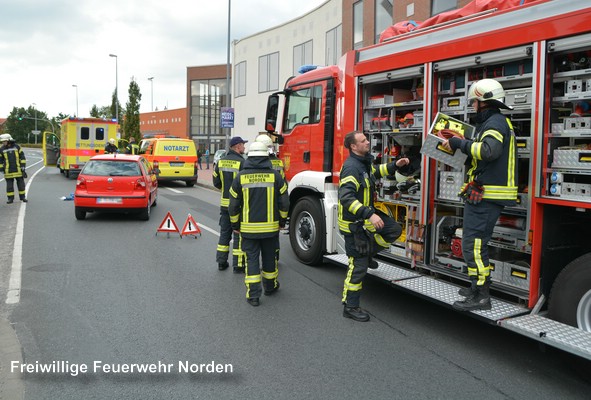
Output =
[
  {"x1": 97, "y1": 197, "x2": 122, "y2": 204},
  {"x1": 169, "y1": 162, "x2": 184, "y2": 167}
]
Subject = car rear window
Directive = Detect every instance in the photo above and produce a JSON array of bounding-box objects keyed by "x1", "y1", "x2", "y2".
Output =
[{"x1": 83, "y1": 160, "x2": 141, "y2": 176}]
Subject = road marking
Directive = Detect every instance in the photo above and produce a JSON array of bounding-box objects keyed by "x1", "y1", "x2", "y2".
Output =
[
  {"x1": 197, "y1": 223, "x2": 220, "y2": 237},
  {"x1": 6, "y1": 166, "x2": 44, "y2": 304},
  {"x1": 165, "y1": 187, "x2": 184, "y2": 194}
]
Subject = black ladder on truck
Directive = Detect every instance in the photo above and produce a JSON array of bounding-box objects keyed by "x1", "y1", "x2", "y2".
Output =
[{"x1": 324, "y1": 254, "x2": 591, "y2": 361}]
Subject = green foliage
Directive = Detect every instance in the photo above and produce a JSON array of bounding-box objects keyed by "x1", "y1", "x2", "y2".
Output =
[
  {"x1": 123, "y1": 78, "x2": 142, "y2": 140},
  {"x1": 5, "y1": 106, "x2": 53, "y2": 143}
]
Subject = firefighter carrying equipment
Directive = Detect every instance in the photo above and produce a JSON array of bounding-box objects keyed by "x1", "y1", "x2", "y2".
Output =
[{"x1": 460, "y1": 181, "x2": 484, "y2": 204}]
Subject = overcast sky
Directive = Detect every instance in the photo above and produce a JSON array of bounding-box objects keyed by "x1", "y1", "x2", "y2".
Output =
[{"x1": 0, "y1": 0, "x2": 326, "y2": 119}]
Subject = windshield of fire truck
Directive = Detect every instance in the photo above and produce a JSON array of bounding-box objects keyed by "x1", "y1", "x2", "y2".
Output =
[{"x1": 284, "y1": 85, "x2": 322, "y2": 132}]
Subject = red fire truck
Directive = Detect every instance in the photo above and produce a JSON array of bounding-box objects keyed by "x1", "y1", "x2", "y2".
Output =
[{"x1": 264, "y1": 0, "x2": 591, "y2": 360}]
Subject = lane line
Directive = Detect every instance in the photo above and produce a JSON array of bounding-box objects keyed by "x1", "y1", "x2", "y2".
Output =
[
  {"x1": 165, "y1": 187, "x2": 184, "y2": 194},
  {"x1": 6, "y1": 166, "x2": 44, "y2": 304}
]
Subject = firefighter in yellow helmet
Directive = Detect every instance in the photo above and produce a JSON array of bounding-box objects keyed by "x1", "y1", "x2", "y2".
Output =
[
  {"x1": 0, "y1": 133, "x2": 28, "y2": 203},
  {"x1": 442, "y1": 78, "x2": 518, "y2": 311},
  {"x1": 228, "y1": 141, "x2": 289, "y2": 306},
  {"x1": 255, "y1": 134, "x2": 285, "y2": 180},
  {"x1": 105, "y1": 138, "x2": 118, "y2": 154}
]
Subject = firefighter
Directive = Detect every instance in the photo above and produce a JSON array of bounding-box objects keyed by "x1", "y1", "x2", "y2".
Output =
[
  {"x1": 213, "y1": 136, "x2": 248, "y2": 273},
  {"x1": 442, "y1": 78, "x2": 518, "y2": 311},
  {"x1": 125, "y1": 137, "x2": 139, "y2": 155},
  {"x1": 0, "y1": 134, "x2": 28, "y2": 204},
  {"x1": 228, "y1": 141, "x2": 289, "y2": 306},
  {"x1": 338, "y1": 131, "x2": 405, "y2": 322},
  {"x1": 255, "y1": 134, "x2": 285, "y2": 180},
  {"x1": 105, "y1": 138, "x2": 118, "y2": 154}
]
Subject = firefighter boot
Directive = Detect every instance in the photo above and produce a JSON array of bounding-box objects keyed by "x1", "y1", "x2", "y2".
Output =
[
  {"x1": 218, "y1": 261, "x2": 229, "y2": 271},
  {"x1": 453, "y1": 281, "x2": 491, "y2": 311},
  {"x1": 458, "y1": 277, "x2": 477, "y2": 297},
  {"x1": 343, "y1": 306, "x2": 370, "y2": 322}
]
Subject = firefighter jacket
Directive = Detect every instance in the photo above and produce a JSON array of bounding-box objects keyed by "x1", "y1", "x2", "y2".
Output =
[
  {"x1": 104, "y1": 143, "x2": 118, "y2": 154},
  {"x1": 213, "y1": 149, "x2": 245, "y2": 209},
  {"x1": 451, "y1": 108, "x2": 517, "y2": 206},
  {"x1": 269, "y1": 154, "x2": 286, "y2": 180},
  {"x1": 0, "y1": 142, "x2": 26, "y2": 179},
  {"x1": 338, "y1": 152, "x2": 398, "y2": 235},
  {"x1": 125, "y1": 143, "x2": 139, "y2": 155},
  {"x1": 228, "y1": 156, "x2": 289, "y2": 239}
]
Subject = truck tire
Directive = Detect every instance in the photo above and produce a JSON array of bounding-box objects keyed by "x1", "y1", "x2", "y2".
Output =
[
  {"x1": 548, "y1": 253, "x2": 591, "y2": 331},
  {"x1": 186, "y1": 180, "x2": 196, "y2": 187},
  {"x1": 75, "y1": 207, "x2": 86, "y2": 220},
  {"x1": 289, "y1": 196, "x2": 325, "y2": 265}
]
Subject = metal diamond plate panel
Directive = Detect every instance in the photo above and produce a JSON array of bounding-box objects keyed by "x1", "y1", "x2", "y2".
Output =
[
  {"x1": 393, "y1": 276, "x2": 528, "y2": 321},
  {"x1": 324, "y1": 254, "x2": 419, "y2": 282},
  {"x1": 500, "y1": 314, "x2": 591, "y2": 360}
]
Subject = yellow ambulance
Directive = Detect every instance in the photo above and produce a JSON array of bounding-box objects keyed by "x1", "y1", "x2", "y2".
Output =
[
  {"x1": 139, "y1": 137, "x2": 198, "y2": 187},
  {"x1": 47, "y1": 117, "x2": 119, "y2": 178}
]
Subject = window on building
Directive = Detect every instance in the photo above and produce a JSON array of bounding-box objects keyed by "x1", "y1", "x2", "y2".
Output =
[
  {"x1": 259, "y1": 52, "x2": 279, "y2": 93},
  {"x1": 325, "y1": 24, "x2": 342, "y2": 66},
  {"x1": 353, "y1": 1, "x2": 364, "y2": 50},
  {"x1": 247, "y1": 117, "x2": 255, "y2": 126},
  {"x1": 283, "y1": 84, "x2": 323, "y2": 133},
  {"x1": 375, "y1": 0, "x2": 393, "y2": 43},
  {"x1": 189, "y1": 78, "x2": 228, "y2": 139},
  {"x1": 293, "y1": 40, "x2": 313, "y2": 75},
  {"x1": 432, "y1": 0, "x2": 457, "y2": 15},
  {"x1": 235, "y1": 61, "x2": 246, "y2": 97}
]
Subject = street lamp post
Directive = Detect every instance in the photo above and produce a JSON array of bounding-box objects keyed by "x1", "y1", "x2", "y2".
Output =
[
  {"x1": 109, "y1": 54, "x2": 118, "y2": 121},
  {"x1": 72, "y1": 84, "x2": 78, "y2": 117},
  {"x1": 148, "y1": 77, "x2": 154, "y2": 111},
  {"x1": 225, "y1": 0, "x2": 231, "y2": 149}
]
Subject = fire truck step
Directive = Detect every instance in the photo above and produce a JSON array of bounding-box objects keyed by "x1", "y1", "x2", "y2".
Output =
[
  {"x1": 324, "y1": 253, "x2": 529, "y2": 323},
  {"x1": 499, "y1": 314, "x2": 591, "y2": 361},
  {"x1": 324, "y1": 253, "x2": 420, "y2": 281}
]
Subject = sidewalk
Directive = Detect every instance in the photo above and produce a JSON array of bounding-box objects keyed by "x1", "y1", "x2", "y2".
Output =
[{"x1": 196, "y1": 165, "x2": 217, "y2": 191}]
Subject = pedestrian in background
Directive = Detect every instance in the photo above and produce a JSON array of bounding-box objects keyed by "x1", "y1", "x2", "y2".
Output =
[
  {"x1": 0, "y1": 133, "x2": 28, "y2": 204},
  {"x1": 338, "y1": 131, "x2": 405, "y2": 322},
  {"x1": 229, "y1": 141, "x2": 289, "y2": 307},
  {"x1": 205, "y1": 148, "x2": 210, "y2": 169},
  {"x1": 442, "y1": 78, "x2": 517, "y2": 312},
  {"x1": 213, "y1": 137, "x2": 248, "y2": 273},
  {"x1": 197, "y1": 148, "x2": 203, "y2": 170}
]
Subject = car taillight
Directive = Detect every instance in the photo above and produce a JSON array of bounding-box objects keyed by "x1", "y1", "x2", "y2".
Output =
[
  {"x1": 135, "y1": 178, "x2": 146, "y2": 189},
  {"x1": 76, "y1": 177, "x2": 86, "y2": 189}
]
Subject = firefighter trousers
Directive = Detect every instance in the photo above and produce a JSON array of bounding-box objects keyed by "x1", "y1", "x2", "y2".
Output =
[
  {"x1": 342, "y1": 211, "x2": 402, "y2": 307},
  {"x1": 5, "y1": 177, "x2": 26, "y2": 201},
  {"x1": 216, "y1": 208, "x2": 244, "y2": 268},
  {"x1": 462, "y1": 201, "x2": 504, "y2": 286},
  {"x1": 242, "y1": 235, "x2": 280, "y2": 299}
]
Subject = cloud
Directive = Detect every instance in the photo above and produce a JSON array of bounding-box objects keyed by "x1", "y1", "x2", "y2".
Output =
[{"x1": 0, "y1": 0, "x2": 326, "y2": 118}]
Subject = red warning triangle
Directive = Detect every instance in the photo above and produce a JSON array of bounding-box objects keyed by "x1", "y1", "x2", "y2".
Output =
[
  {"x1": 181, "y1": 213, "x2": 202, "y2": 237},
  {"x1": 157, "y1": 211, "x2": 180, "y2": 233}
]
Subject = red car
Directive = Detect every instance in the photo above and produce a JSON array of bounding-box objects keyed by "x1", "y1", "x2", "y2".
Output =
[{"x1": 74, "y1": 154, "x2": 158, "y2": 220}]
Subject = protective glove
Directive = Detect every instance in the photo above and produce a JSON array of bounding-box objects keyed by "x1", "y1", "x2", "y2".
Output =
[
  {"x1": 448, "y1": 136, "x2": 464, "y2": 151},
  {"x1": 460, "y1": 181, "x2": 484, "y2": 204},
  {"x1": 352, "y1": 222, "x2": 374, "y2": 256},
  {"x1": 21, "y1": 167, "x2": 27, "y2": 179}
]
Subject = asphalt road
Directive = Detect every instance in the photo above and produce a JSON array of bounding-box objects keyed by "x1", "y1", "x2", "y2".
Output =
[{"x1": 0, "y1": 149, "x2": 590, "y2": 399}]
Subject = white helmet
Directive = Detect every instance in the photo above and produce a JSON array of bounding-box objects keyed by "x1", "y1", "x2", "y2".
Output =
[
  {"x1": 248, "y1": 141, "x2": 269, "y2": 157},
  {"x1": 0, "y1": 133, "x2": 14, "y2": 141},
  {"x1": 255, "y1": 134, "x2": 273, "y2": 148},
  {"x1": 467, "y1": 79, "x2": 512, "y2": 110}
]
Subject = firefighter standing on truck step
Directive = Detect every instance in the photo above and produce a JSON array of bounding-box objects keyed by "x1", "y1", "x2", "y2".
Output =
[
  {"x1": 0, "y1": 134, "x2": 28, "y2": 204},
  {"x1": 442, "y1": 78, "x2": 518, "y2": 312},
  {"x1": 338, "y1": 131, "x2": 405, "y2": 322},
  {"x1": 213, "y1": 136, "x2": 247, "y2": 273},
  {"x1": 228, "y1": 141, "x2": 289, "y2": 307}
]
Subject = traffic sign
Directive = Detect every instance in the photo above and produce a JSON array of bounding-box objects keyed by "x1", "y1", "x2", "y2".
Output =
[
  {"x1": 220, "y1": 107, "x2": 234, "y2": 128},
  {"x1": 180, "y1": 214, "x2": 202, "y2": 238},
  {"x1": 156, "y1": 211, "x2": 180, "y2": 237}
]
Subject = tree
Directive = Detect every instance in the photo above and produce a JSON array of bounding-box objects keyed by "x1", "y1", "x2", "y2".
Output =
[
  {"x1": 89, "y1": 105, "x2": 111, "y2": 119},
  {"x1": 5, "y1": 106, "x2": 52, "y2": 143},
  {"x1": 110, "y1": 89, "x2": 123, "y2": 122},
  {"x1": 123, "y1": 77, "x2": 142, "y2": 141}
]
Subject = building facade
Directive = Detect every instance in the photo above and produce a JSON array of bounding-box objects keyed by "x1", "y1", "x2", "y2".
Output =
[
  {"x1": 185, "y1": 0, "x2": 474, "y2": 149},
  {"x1": 139, "y1": 107, "x2": 187, "y2": 138}
]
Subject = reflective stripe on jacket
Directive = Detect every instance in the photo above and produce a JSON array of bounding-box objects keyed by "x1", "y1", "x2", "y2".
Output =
[{"x1": 213, "y1": 149, "x2": 245, "y2": 208}]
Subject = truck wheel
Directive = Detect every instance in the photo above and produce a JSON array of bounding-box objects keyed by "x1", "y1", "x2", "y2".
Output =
[
  {"x1": 65, "y1": 170, "x2": 70, "y2": 178},
  {"x1": 186, "y1": 180, "x2": 196, "y2": 187},
  {"x1": 289, "y1": 196, "x2": 325, "y2": 265},
  {"x1": 75, "y1": 207, "x2": 86, "y2": 220},
  {"x1": 548, "y1": 253, "x2": 591, "y2": 331}
]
